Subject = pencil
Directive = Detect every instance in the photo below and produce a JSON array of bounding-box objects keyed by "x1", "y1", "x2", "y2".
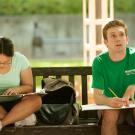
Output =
[
  {"x1": 108, "y1": 88, "x2": 118, "y2": 97},
  {"x1": 131, "y1": 92, "x2": 134, "y2": 101}
]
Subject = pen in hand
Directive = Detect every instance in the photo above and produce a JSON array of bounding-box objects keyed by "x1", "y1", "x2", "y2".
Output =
[
  {"x1": 108, "y1": 88, "x2": 118, "y2": 97},
  {"x1": 108, "y1": 88, "x2": 125, "y2": 107}
]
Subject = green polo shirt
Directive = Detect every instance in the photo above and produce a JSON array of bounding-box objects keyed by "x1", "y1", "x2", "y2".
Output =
[{"x1": 92, "y1": 47, "x2": 135, "y2": 98}]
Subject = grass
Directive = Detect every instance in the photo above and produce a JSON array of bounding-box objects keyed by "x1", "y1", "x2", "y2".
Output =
[
  {"x1": 30, "y1": 58, "x2": 83, "y2": 90},
  {"x1": 30, "y1": 59, "x2": 84, "y2": 67}
]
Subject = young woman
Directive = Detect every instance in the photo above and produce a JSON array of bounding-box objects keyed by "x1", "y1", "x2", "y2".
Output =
[{"x1": 0, "y1": 37, "x2": 42, "y2": 130}]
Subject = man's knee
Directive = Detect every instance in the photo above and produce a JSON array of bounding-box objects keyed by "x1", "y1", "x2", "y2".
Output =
[{"x1": 102, "y1": 110, "x2": 120, "y2": 126}]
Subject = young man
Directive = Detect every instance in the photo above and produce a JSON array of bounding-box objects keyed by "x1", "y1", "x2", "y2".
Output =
[{"x1": 92, "y1": 19, "x2": 135, "y2": 135}]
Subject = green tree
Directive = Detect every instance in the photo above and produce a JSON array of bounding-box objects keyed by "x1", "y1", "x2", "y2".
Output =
[
  {"x1": 114, "y1": 0, "x2": 135, "y2": 12},
  {"x1": 0, "y1": 0, "x2": 82, "y2": 15},
  {"x1": 0, "y1": 0, "x2": 135, "y2": 15}
]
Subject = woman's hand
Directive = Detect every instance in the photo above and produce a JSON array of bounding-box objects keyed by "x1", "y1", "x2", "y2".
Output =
[{"x1": 3, "y1": 87, "x2": 20, "y2": 95}]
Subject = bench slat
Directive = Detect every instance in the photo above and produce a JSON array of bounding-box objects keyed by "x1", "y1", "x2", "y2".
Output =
[
  {"x1": 32, "y1": 67, "x2": 92, "y2": 76},
  {"x1": 69, "y1": 75, "x2": 74, "y2": 86},
  {"x1": 81, "y1": 75, "x2": 88, "y2": 105}
]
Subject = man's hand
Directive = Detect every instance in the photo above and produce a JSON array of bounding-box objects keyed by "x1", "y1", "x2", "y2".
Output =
[
  {"x1": 123, "y1": 85, "x2": 135, "y2": 106},
  {"x1": 108, "y1": 97, "x2": 125, "y2": 108}
]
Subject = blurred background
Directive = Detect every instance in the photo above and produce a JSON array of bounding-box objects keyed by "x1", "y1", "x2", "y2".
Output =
[
  {"x1": 1, "y1": 0, "x2": 135, "y2": 103},
  {"x1": 0, "y1": 0, "x2": 135, "y2": 67}
]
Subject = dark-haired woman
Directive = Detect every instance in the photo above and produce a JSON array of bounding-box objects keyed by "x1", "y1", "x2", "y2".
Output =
[{"x1": 0, "y1": 37, "x2": 42, "y2": 130}]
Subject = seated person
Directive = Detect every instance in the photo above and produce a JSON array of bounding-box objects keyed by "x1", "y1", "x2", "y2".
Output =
[
  {"x1": 0, "y1": 37, "x2": 42, "y2": 130},
  {"x1": 92, "y1": 19, "x2": 135, "y2": 135}
]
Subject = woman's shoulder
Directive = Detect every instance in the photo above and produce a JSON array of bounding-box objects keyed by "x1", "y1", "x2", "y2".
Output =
[
  {"x1": 13, "y1": 52, "x2": 29, "y2": 61},
  {"x1": 14, "y1": 52, "x2": 27, "y2": 58},
  {"x1": 13, "y1": 52, "x2": 30, "y2": 66}
]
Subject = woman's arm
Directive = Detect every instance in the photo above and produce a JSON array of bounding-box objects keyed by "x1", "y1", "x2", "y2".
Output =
[
  {"x1": 4, "y1": 67, "x2": 33, "y2": 95},
  {"x1": 19, "y1": 66, "x2": 33, "y2": 93}
]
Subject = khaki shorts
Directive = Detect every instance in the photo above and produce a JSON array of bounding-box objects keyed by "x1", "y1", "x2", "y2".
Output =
[{"x1": 98, "y1": 109, "x2": 135, "y2": 125}]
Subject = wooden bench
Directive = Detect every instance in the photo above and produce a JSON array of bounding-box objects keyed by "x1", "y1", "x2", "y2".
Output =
[{"x1": 1, "y1": 66, "x2": 135, "y2": 135}]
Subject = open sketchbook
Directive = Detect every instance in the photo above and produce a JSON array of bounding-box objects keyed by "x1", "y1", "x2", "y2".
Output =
[
  {"x1": 21, "y1": 92, "x2": 46, "y2": 97},
  {"x1": 81, "y1": 102, "x2": 135, "y2": 111},
  {"x1": 0, "y1": 92, "x2": 45, "y2": 102}
]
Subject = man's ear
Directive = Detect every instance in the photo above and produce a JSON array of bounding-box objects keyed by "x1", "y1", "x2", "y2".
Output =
[
  {"x1": 126, "y1": 36, "x2": 128, "y2": 44},
  {"x1": 104, "y1": 39, "x2": 108, "y2": 47}
]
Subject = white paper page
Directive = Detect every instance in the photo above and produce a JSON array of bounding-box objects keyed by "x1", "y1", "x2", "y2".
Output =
[{"x1": 81, "y1": 103, "x2": 135, "y2": 111}]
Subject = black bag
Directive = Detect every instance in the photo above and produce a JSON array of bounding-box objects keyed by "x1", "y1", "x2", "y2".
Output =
[{"x1": 36, "y1": 77, "x2": 80, "y2": 125}]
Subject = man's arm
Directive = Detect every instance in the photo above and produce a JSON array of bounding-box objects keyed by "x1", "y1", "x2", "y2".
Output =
[
  {"x1": 94, "y1": 88, "x2": 125, "y2": 108},
  {"x1": 123, "y1": 85, "x2": 135, "y2": 105}
]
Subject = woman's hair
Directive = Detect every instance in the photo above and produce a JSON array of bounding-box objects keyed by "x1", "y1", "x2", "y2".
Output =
[
  {"x1": 103, "y1": 19, "x2": 128, "y2": 40},
  {"x1": 0, "y1": 37, "x2": 14, "y2": 57}
]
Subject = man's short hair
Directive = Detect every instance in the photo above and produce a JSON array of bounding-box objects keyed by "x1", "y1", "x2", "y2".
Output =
[{"x1": 103, "y1": 19, "x2": 128, "y2": 40}]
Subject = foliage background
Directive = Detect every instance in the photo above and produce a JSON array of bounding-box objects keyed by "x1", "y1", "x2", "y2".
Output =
[
  {"x1": 0, "y1": 0, "x2": 82, "y2": 15},
  {"x1": 0, "y1": 0, "x2": 135, "y2": 15}
]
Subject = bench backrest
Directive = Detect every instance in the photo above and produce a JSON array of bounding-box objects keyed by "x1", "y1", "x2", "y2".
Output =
[
  {"x1": 32, "y1": 66, "x2": 92, "y2": 105},
  {"x1": 32, "y1": 66, "x2": 98, "y2": 122}
]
